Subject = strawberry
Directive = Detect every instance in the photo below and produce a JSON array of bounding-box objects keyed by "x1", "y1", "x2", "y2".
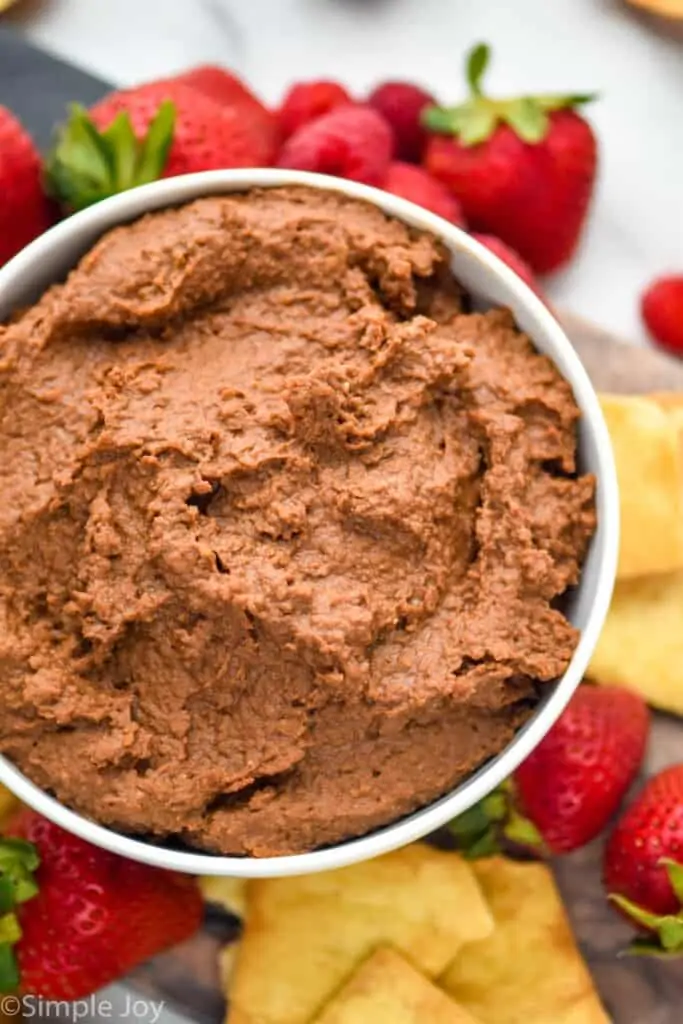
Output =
[
  {"x1": 604, "y1": 764, "x2": 683, "y2": 954},
  {"x1": 277, "y1": 104, "x2": 393, "y2": 185},
  {"x1": 279, "y1": 81, "x2": 352, "y2": 139},
  {"x1": 422, "y1": 43, "x2": 597, "y2": 273},
  {"x1": 381, "y1": 161, "x2": 465, "y2": 226},
  {"x1": 0, "y1": 810, "x2": 203, "y2": 999},
  {"x1": 641, "y1": 275, "x2": 683, "y2": 356},
  {"x1": 168, "y1": 65, "x2": 280, "y2": 161},
  {"x1": 0, "y1": 105, "x2": 53, "y2": 267},
  {"x1": 515, "y1": 684, "x2": 649, "y2": 852},
  {"x1": 450, "y1": 684, "x2": 649, "y2": 857},
  {"x1": 46, "y1": 81, "x2": 273, "y2": 213},
  {"x1": 472, "y1": 233, "x2": 542, "y2": 297},
  {"x1": 368, "y1": 81, "x2": 436, "y2": 163}
]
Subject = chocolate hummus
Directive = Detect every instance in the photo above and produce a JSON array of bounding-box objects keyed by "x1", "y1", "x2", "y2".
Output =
[{"x1": 0, "y1": 187, "x2": 595, "y2": 856}]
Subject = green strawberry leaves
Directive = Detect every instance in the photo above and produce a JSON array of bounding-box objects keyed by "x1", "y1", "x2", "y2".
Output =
[
  {"x1": 0, "y1": 837, "x2": 40, "y2": 992},
  {"x1": 423, "y1": 104, "x2": 498, "y2": 147},
  {"x1": 448, "y1": 780, "x2": 545, "y2": 859},
  {"x1": 46, "y1": 100, "x2": 176, "y2": 213},
  {"x1": 534, "y1": 92, "x2": 597, "y2": 111},
  {"x1": 502, "y1": 98, "x2": 549, "y2": 144},
  {"x1": 610, "y1": 858, "x2": 683, "y2": 956},
  {"x1": 0, "y1": 840, "x2": 38, "y2": 905},
  {"x1": 504, "y1": 802, "x2": 545, "y2": 849},
  {"x1": 448, "y1": 787, "x2": 508, "y2": 858},
  {"x1": 0, "y1": 946, "x2": 19, "y2": 993},
  {"x1": 611, "y1": 894, "x2": 683, "y2": 955},
  {"x1": 422, "y1": 41, "x2": 597, "y2": 148}
]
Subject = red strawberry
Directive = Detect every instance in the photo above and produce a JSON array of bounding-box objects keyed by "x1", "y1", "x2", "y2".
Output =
[
  {"x1": 168, "y1": 65, "x2": 280, "y2": 161},
  {"x1": 423, "y1": 43, "x2": 597, "y2": 273},
  {"x1": 472, "y1": 233, "x2": 542, "y2": 297},
  {"x1": 382, "y1": 161, "x2": 465, "y2": 226},
  {"x1": 450, "y1": 684, "x2": 649, "y2": 857},
  {"x1": 604, "y1": 764, "x2": 683, "y2": 954},
  {"x1": 90, "y1": 82, "x2": 275, "y2": 172},
  {"x1": 641, "y1": 275, "x2": 683, "y2": 357},
  {"x1": 172, "y1": 64, "x2": 268, "y2": 114},
  {"x1": 515, "y1": 684, "x2": 649, "y2": 852},
  {"x1": 277, "y1": 104, "x2": 393, "y2": 185},
  {"x1": 46, "y1": 82, "x2": 272, "y2": 213},
  {"x1": 368, "y1": 81, "x2": 436, "y2": 163},
  {"x1": 0, "y1": 810, "x2": 203, "y2": 999},
  {"x1": 279, "y1": 80, "x2": 352, "y2": 139},
  {"x1": 0, "y1": 105, "x2": 53, "y2": 267}
]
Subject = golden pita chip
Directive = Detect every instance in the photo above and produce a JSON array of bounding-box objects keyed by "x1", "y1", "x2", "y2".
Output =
[
  {"x1": 652, "y1": 393, "x2": 683, "y2": 460},
  {"x1": 590, "y1": 570, "x2": 683, "y2": 714},
  {"x1": 200, "y1": 876, "x2": 248, "y2": 918},
  {"x1": 599, "y1": 394, "x2": 683, "y2": 579},
  {"x1": 651, "y1": 392, "x2": 683, "y2": 415},
  {"x1": 654, "y1": 393, "x2": 683, "y2": 488},
  {"x1": 228, "y1": 844, "x2": 493, "y2": 1024},
  {"x1": 312, "y1": 946, "x2": 482, "y2": 1024},
  {"x1": 440, "y1": 857, "x2": 609, "y2": 1024}
]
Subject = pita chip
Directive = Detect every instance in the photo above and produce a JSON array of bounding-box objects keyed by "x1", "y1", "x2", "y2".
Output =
[
  {"x1": 590, "y1": 570, "x2": 683, "y2": 714},
  {"x1": 599, "y1": 394, "x2": 683, "y2": 579},
  {"x1": 440, "y1": 857, "x2": 609, "y2": 1024},
  {"x1": 228, "y1": 844, "x2": 493, "y2": 1024},
  {"x1": 312, "y1": 946, "x2": 482, "y2": 1024}
]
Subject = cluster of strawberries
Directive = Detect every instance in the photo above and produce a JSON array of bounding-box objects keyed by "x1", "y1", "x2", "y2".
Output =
[
  {"x1": 1, "y1": 42, "x2": 681, "y2": 350},
  {"x1": 456, "y1": 684, "x2": 683, "y2": 956}
]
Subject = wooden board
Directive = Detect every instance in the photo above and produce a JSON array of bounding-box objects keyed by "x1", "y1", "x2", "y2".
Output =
[{"x1": 129, "y1": 315, "x2": 683, "y2": 1024}]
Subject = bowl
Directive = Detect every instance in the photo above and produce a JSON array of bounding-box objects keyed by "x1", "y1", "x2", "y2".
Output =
[{"x1": 0, "y1": 169, "x2": 619, "y2": 877}]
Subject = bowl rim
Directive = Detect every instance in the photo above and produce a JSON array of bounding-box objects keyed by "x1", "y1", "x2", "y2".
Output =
[{"x1": 0, "y1": 169, "x2": 619, "y2": 876}]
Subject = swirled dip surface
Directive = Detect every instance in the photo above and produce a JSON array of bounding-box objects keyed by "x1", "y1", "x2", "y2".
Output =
[{"x1": 0, "y1": 187, "x2": 595, "y2": 855}]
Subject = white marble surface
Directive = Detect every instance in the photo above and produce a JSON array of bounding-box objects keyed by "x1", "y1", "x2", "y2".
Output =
[
  {"x1": 9, "y1": 0, "x2": 683, "y2": 347},
  {"x1": 3, "y1": 1, "x2": 683, "y2": 1021}
]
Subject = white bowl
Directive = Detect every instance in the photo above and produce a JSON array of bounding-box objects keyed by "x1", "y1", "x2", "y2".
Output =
[{"x1": 0, "y1": 170, "x2": 619, "y2": 877}]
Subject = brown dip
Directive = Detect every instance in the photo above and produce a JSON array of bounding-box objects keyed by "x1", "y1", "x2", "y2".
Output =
[{"x1": 0, "y1": 187, "x2": 595, "y2": 856}]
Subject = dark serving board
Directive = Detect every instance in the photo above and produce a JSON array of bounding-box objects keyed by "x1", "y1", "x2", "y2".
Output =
[
  {"x1": 0, "y1": 27, "x2": 108, "y2": 148},
  {"x1": 2, "y1": 29, "x2": 683, "y2": 1024}
]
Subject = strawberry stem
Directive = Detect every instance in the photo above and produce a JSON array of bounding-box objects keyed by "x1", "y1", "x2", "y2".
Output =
[{"x1": 466, "y1": 43, "x2": 490, "y2": 97}]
